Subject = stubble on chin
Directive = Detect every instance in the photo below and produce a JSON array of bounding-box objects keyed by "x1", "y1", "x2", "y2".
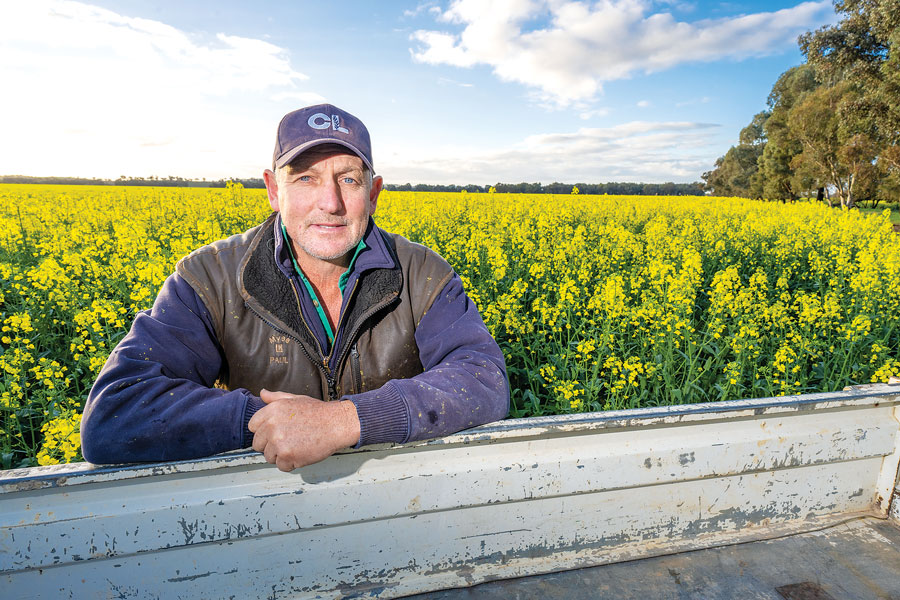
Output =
[{"x1": 294, "y1": 224, "x2": 363, "y2": 262}]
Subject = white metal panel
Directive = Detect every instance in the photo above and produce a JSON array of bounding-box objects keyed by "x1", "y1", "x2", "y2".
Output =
[
  {"x1": 2, "y1": 461, "x2": 886, "y2": 600},
  {"x1": 2, "y1": 383, "x2": 899, "y2": 599},
  {"x1": 878, "y1": 405, "x2": 900, "y2": 518}
]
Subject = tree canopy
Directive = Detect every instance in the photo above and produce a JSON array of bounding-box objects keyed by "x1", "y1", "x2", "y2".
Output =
[{"x1": 703, "y1": 0, "x2": 900, "y2": 208}]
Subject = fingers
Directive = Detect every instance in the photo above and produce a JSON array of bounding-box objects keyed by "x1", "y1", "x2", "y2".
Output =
[
  {"x1": 263, "y1": 441, "x2": 278, "y2": 465},
  {"x1": 275, "y1": 456, "x2": 295, "y2": 473},
  {"x1": 248, "y1": 409, "x2": 262, "y2": 433},
  {"x1": 253, "y1": 418, "x2": 298, "y2": 472},
  {"x1": 249, "y1": 394, "x2": 348, "y2": 472},
  {"x1": 251, "y1": 429, "x2": 267, "y2": 453},
  {"x1": 248, "y1": 394, "x2": 276, "y2": 432},
  {"x1": 255, "y1": 434, "x2": 298, "y2": 472}
]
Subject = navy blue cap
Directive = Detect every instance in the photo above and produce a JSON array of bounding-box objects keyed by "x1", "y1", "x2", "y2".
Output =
[{"x1": 272, "y1": 104, "x2": 373, "y2": 172}]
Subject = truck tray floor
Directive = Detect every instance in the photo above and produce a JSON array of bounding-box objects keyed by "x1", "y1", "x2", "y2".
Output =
[{"x1": 410, "y1": 517, "x2": 900, "y2": 599}]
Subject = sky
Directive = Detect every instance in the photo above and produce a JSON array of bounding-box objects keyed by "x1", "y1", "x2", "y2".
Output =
[{"x1": 0, "y1": 0, "x2": 839, "y2": 185}]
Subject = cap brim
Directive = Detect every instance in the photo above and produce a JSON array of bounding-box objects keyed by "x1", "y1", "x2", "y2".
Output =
[{"x1": 274, "y1": 138, "x2": 374, "y2": 173}]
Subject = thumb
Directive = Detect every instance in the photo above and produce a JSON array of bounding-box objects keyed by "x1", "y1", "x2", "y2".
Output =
[
  {"x1": 260, "y1": 388, "x2": 277, "y2": 404},
  {"x1": 260, "y1": 388, "x2": 294, "y2": 404}
]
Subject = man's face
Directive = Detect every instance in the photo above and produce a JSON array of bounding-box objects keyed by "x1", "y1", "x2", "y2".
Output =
[{"x1": 264, "y1": 146, "x2": 382, "y2": 268}]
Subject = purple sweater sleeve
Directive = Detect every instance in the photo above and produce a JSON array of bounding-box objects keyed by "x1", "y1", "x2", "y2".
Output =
[
  {"x1": 80, "y1": 273, "x2": 265, "y2": 464},
  {"x1": 347, "y1": 274, "x2": 510, "y2": 446}
]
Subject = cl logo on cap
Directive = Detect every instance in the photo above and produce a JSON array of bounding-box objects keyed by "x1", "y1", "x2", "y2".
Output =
[{"x1": 308, "y1": 113, "x2": 350, "y2": 134}]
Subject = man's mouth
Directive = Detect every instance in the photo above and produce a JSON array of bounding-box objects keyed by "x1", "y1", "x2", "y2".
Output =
[{"x1": 312, "y1": 223, "x2": 346, "y2": 229}]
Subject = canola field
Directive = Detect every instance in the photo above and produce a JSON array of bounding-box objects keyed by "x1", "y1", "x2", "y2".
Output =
[{"x1": 1, "y1": 183, "x2": 899, "y2": 469}]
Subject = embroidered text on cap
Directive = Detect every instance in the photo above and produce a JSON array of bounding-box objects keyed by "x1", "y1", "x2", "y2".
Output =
[{"x1": 308, "y1": 113, "x2": 350, "y2": 134}]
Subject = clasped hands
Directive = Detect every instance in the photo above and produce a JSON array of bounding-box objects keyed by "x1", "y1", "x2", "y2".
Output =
[{"x1": 248, "y1": 389, "x2": 361, "y2": 472}]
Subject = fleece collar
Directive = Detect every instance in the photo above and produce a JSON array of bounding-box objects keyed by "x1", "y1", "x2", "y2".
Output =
[
  {"x1": 239, "y1": 213, "x2": 402, "y2": 363},
  {"x1": 271, "y1": 214, "x2": 396, "y2": 285}
]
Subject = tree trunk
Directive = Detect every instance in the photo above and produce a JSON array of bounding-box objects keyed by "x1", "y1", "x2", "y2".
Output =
[
  {"x1": 845, "y1": 174, "x2": 855, "y2": 209},
  {"x1": 816, "y1": 187, "x2": 825, "y2": 203}
]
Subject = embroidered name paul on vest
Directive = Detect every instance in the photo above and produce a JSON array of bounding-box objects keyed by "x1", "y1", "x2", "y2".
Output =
[{"x1": 269, "y1": 334, "x2": 291, "y2": 365}]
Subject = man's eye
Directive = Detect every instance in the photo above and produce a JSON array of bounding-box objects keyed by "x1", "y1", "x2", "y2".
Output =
[
  {"x1": 342, "y1": 177, "x2": 357, "y2": 184},
  {"x1": 298, "y1": 175, "x2": 312, "y2": 182}
]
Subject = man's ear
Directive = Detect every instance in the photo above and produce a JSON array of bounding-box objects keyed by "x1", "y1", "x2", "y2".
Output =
[
  {"x1": 263, "y1": 169, "x2": 280, "y2": 212},
  {"x1": 369, "y1": 175, "x2": 383, "y2": 216}
]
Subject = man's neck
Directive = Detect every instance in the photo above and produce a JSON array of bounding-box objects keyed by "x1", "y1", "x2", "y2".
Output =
[
  {"x1": 292, "y1": 248, "x2": 349, "y2": 332},
  {"x1": 292, "y1": 247, "x2": 349, "y2": 290}
]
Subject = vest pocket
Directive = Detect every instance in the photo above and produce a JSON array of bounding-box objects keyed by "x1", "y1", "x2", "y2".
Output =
[{"x1": 350, "y1": 344, "x2": 363, "y2": 395}]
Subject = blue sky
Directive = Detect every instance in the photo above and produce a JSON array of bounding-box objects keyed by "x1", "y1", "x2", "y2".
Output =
[{"x1": 0, "y1": 1, "x2": 838, "y2": 184}]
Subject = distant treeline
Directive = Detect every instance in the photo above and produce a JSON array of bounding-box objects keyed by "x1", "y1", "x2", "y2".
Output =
[
  {"x1": 0, "y1": 175, "x2": 704, "y2": 195},
  {"x1": 0, "y1": 175, "x2": 266, "y2": 188},
  {"x1": 384, "y1": 181, "x2": 705, "y2": 195}
]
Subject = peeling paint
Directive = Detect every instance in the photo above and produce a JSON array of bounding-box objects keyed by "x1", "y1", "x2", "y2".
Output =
[
  {"x1": 1, "y1": 386, "x2": 898, "y2": 598},
  {"x1": 167, "y1": 570, "x2": 216, "y2": 583},
  {"x1": 678, "y1": 452, "x2": 696, "y2": 466}
]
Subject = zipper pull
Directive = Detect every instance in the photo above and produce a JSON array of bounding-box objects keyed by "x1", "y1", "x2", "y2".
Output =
[{"x1": 326, "y1": 373, "x2": 338, "y2": 401}]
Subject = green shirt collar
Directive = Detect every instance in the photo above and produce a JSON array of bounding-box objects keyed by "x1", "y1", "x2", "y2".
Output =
[{"x1": 280, "y1": 223, "x2": 367, "y2": 345}]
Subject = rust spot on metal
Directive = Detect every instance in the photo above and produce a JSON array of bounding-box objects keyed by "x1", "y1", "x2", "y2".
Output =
[
  {"x1": 8, "y1": 480, "x2": 50, "y2": 492},
  {"x1": 776, "y1": 582, "x2": 837, "y2": 600}
]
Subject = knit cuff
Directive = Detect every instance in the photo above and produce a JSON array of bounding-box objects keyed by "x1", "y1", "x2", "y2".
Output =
[
  {"x1": 349, "y1": 383, "x2": 410, "y2": 447},
  {"x1": 242, "y1": 393, "x2": 266, "y2": 448}
]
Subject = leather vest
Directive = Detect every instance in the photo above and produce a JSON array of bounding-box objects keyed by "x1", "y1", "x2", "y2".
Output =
[{"x1": 175, "y1": 214, "x2": 455, "y2": 400}]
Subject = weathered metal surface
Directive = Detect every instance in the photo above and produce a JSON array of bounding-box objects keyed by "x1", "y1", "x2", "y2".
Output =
[
  {"x1": 776, "y1": 582, "x2": 838, "y2": 600},
  {"x1": 876, "y1": 404, "x2": 900, "y2": 516},
  {"x1": 891, "y1": 467, "x2": 900, "y2": 522},
  {"x1": 2, "y1": 384, "x2": 899, "y2": 599},
  {"x1": 889, "y1": 405, "x2": 900, "y2": 523},
  {"x1": 411, "y1": 518, "x2": 900, "y2": 599}
]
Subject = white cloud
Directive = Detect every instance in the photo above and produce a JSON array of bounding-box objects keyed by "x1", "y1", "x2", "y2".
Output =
[
  {"x1": 380, "y1": 120, "x2": 721, "y2": 184},
  {"x1": 437, "y1": 77, "x2": 475, "y2": 88},
  {"x1": 579, "y1": 108, "x2": 611, "y2": 120},
  {"x1": 676, "y1": 95, "x2": 712, "y2": 107},
  {"x1": 403, "y1": 2, "x2": 443, "y2": 18},
  {"x1": 637, "y1": 100, "x2": 652, "y2": 108},
  {"x1": 0, "y1": 1, "x2": 318, "y2": 179},
  {"x1": 411, "y1": 0, "x2": 836, "y2": 107}
]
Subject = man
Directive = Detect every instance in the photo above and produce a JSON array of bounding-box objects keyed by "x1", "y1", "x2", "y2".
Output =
[{"x1": 81, "y1": 104, "x2": 509, "y2": 471}]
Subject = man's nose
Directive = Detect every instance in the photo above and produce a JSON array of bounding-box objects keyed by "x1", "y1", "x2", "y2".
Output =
[{"x1": 316, "y1": 177, "x2": 344, "y2": 213}]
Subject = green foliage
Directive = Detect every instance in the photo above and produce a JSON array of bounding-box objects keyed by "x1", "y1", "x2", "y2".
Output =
[
  {"x1": 707, "y1": 1, "x2": 900, "y2": 207},
  {"x1": 702, "y1": 131, "x2": 765, "y2": 198}
]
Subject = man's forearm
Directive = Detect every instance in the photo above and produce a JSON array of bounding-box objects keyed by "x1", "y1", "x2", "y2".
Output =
[{"x1": 81, "y1": 274, "x2": 248, "y2": 463}]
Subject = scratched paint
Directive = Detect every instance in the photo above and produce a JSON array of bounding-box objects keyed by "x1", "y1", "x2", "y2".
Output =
[{"x1": 1, "y1": 383, "x2": 899, "y2": 598}]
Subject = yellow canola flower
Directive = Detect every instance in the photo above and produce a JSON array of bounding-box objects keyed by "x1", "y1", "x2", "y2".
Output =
[
  {"x1": 2, "y1": 184, "x2": 900, "y2": 466},
  {"x1": 36, "y1": 411, "x2": 82, "y2": 466}
]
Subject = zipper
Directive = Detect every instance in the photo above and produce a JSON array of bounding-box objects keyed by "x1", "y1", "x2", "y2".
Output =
[
  {"x1": 244, "y1": 302, "x2": 333, "y2": 398},
  {"x1": 325, "y1": 356, "x2": 338, "y2": 400},
  {"x1": 330, "y1": 291, "x2": 400, "y2": 387},
  {"x1": 251, "y1": 275, "x2": 398, "y2": 401},
  {"x1": 288, "y1": 279, "x2": 325, "y2": 358},
  {"x1": 286, "y1": 274, "x2": 360, "y2": 400},
  {"x1": 325, "y1": 279, "x2": 360, "y2": 367},
  {"x1": 350, "y1": 344, "x2": 362, "y2": 394},
  {"x1": 287, "y1": 279, "x2": 340, "y2": 401}
]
